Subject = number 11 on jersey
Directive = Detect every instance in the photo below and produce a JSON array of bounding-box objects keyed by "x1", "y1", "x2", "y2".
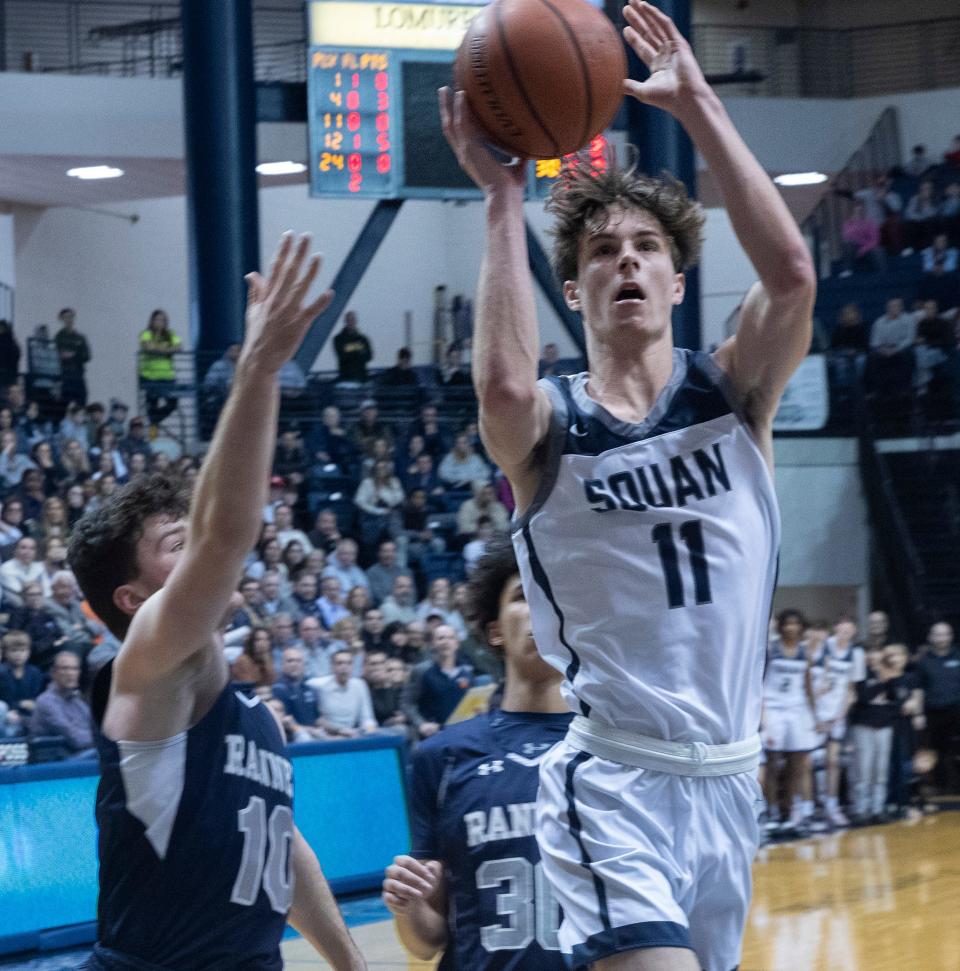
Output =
[{"x1": 652, "y1": 520, "x2": 713, "y2": 609}]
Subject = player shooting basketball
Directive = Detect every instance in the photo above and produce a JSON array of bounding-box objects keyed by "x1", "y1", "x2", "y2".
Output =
[
  {"x1": 69, "y1": 235, "x2": 366, "y2": 971},
  {"x1": 440, "y1": 1, "x2": 815, "y2": 969}
]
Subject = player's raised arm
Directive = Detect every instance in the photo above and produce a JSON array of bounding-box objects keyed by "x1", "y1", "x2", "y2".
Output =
[
  {"x1": 623, "y1": 0, "x2": 815, "y2": 439},
  {"x1": 438, "y1": 88, "x2": 553, "y2": 499},
  {"x1": 121, "y1": 234, "x2": 332, "y2": 681}
]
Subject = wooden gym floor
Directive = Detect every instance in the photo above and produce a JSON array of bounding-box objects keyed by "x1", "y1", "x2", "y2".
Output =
[{"x1": 284, "y1": 813, "x2": 960, "y2": 971}]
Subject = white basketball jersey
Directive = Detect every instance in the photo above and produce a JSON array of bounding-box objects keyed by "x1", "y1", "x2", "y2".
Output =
[
  {"x1": 513, "y1": 349, "x2": 780, "y2": 745},
  {"x1": 813, "y1": 637, "x2": 864, "y2": 720},
  {"x1": 763, "y1": 639, "x2": 812, "y2": 711}
]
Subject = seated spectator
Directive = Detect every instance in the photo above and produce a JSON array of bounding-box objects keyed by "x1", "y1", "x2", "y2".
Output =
[
  {"x1": 65, "y1": 484, "x2": 88, "y2": 529},
  {"x1": 47, "y1": 570, "x2": 101, "y2": 663},
  {"x1": 406, "y1": 402, "x2": 448, "y2": 460},
  {"x1": 259, "y1": 570, "x2": 295, "y2": 619},
  {"x1": 941, "y1": 182, "x2": 960, "y2": 241},
  {"x1": 9, "y1": 582, "x2": 66, "y2": 673},
  {"x1": 830, "y1": 303, "x2": 870, "y2": 354},
  {"x1": 434, "y1": 343, "x2": 471, "y2": 388},
  {"x1": 327, "y1": 616, "x2": 366, "y2": 676},
  {"x1": 0, "y1": 430, "x2": 35, "y2": 490},
  {"x1": 401, "y1": 624, "x2": 475, "y2": 739},
  {"x1": 904, "y1": 180, "x2": 939, "y2": 252},
  {"x1": 354, "y1": 459, "x2": 405, "y2": 553},
  {"x1": 308, "y1": 405, "x2": 356, "y2": 477},
  {"x1": 18, "y1": 467, "x2": 49, "y2": 522},
  {"x1": 105, "y1": 398, "x2": 128, "y2": 438},
  {"x1": 377, "y1": 347, "x2": 421, "y2": 394},
  {"x1": 0, "y1": 497, "x2": 24, "y2": 550},
  {"x1": 280, "y1": 540, "x2": 308, "y2": 580},
  {"x1": 380, "y1": 573, "x2": 418, "y2": 627},
  {"x1": 119, "y1": 416, "x2": 152, "y2": 464},
  {"x1": 269, "y1": 611, "x2": 301, "y2": 659},
  {"x1": 353, "y1": 399, "x2": 393, "y2": 459},
  {"x1": 361, "y1": 607, "x2": 390, "y2": 653},
  {"x1": 32, "y1": 496, "x2": 70, "y2": 547},
  {"x1": 399, "y1": 488, "x2": 446, "y2": 565},
  {"x1": 307, "y1": 507, "x2": 343, "y2": 556},
  {"x1": 463, "y1": 516, "x2": 495, "y2": 575},
  {"x1": 323, "y1": 538, "x2": 370, "y2": 595},
  {"x1": 918, "y1": 256, "x2": 960, "y2": 311},
  {"x1": 89, "y1": 425, "x2": 128, "y2": 482},
  {"x1": 456, "y1": 481, "x2": 510, "y2": 537},
  {"x1": 416, "y1": 577, "x2": 468, "y2": 639},
  {"x1": 438, "y1": 432, "x2": 490, "y2": 491},
  {"x1": 365, "y1": 539, "x2": 413, "y2": 606},
  {"x1": 403, "y1": 452, "x2": 445, "y2": 508},
  {"x1": 345, "y1": 585, "x2": 371, "y2": 622},
  {"x1": 922, "y1": 233, "x2": 959, "y2": 275},
  {"x1": 0, "y1": 536, "x2": 44, "y2": 608},
  {"x1": 271, "y1": 647, "x2": 325, "y2": 740},
  {"x1": 944, "y1": 134, "x2": 960, "y2": 169},
  {"x1": 397, "y1": 433, "x2": 427, "y2": 480},
  {"x1": 289, "y1": 572, "x2": 322, "y2": 623},
  {"x1": 29, "y1": 650, "x2": 94, "y2": 758},
  {"x1": 232, "y1": 576, "x2": 269, "y2": 629},
  {"x1": 247, "y1": 537, "x2": 285, "y2": 584},
  {"x1": 865, "y1": 297, "x2": 916, "y2": 395},
  {"x1": 58, "y1": 403, "x2": 90, "y2": 451},
  {"x1": 839, "y1": 203, "x2": 884, "y2": 276},
  {"x1": 538, "y1": 342, "x2": 562, "y2": 378},
  {"x1": 31, "y1": 441, "x2": 66, "y2": 496},
  {"x1": 294, "y1": 615, "x2": 331, "y2": 678},
  {"x1": 0, "y1": 630, "x2": 43, "y2": 734},
  {"x1": 59, "y1": 438, "x2": 91, "y2": 487},
  {"x1": 311, "y1": 648, "x2": 378, "y2": 738},
  {"x1": 273, "y1": 429, "x2": 310, "y2": 484},
  {"x1": 317, "y1": 575, "x2": 351, "y2": 630},
  {"x1": 852, "y1": 173, "x2": 903, "y2": 254},
  {"x1": 230, "y1": 627, "x2": 277, "y2": 687},
  {"x1": 275, "y1": 503, "x2": 313, "y2": 554},
  {"x1": 905, "y1": 143, "x2": 932, "y2": 178},
  {"x1": 364, "y1": 649, "x2": 407, "y2": 732}
]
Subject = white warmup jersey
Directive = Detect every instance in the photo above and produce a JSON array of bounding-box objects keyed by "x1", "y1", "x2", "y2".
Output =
[
  {"x1": 513, "y1": 349, "x2": 780, "y2": 746},
  {"x1": 762, "y1": 638, "x2": 811, "y2": 710},
  {"x1": 813, "y1": 637, "x2": 865, "y2": 722}
]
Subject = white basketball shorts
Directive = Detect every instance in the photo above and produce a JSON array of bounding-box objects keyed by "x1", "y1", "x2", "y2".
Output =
[
  {"x1": 536, "y1": 739, "x2": 763, "y2": 971},
  {"x1": 762, "y1": 706, "x2": 819, "y2": 753}
]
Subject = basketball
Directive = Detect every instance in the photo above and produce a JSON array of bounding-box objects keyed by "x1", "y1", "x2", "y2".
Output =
[{"x1": 454, "y1": 0, "x2": 627, "y2": 159}]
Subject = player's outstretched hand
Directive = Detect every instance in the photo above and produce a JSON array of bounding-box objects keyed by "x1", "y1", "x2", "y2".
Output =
[
  {"x1": 241, "y1": 232, "x2": 334, "y2": 375},
  {"x1": 438, "y1": 87, "x2": 526, "y2": 196},
  {"x1": 622, "y1": 0, "x2": 710, "y2": 117},
  {"x1": 382, "y1": 855, "x2": 441, "y2": 915}
]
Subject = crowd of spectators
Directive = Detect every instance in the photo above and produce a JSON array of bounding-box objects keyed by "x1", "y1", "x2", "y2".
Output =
[{"x1": 761, "y1": 609, "x2": 960, "y2": 841}]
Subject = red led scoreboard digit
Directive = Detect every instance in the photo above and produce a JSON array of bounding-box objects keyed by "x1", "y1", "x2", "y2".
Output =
[{"x1": 310, "y1": 49, "x2": 394, "y2": 197}]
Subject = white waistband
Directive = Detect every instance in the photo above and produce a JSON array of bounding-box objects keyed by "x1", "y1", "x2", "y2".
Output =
[{"x1": 568, "y1": 716, "x2": 761, "y2": 777}]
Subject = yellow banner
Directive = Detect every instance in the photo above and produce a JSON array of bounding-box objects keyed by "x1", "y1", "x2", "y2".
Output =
[{"x1": 310, "y1": 1, "x2": 485, "y2": 51}]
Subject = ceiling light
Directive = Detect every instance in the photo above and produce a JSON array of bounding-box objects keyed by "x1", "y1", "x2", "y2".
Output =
[
  {"x1": 66, "y1": 165, "x2": 124, "y2": 180},
  {"x1": 257, "y1": 161, "x2": 307, "y2": 176},
  {"x1": 774, "y1": 172, "x2": 828, "y2": 187}
]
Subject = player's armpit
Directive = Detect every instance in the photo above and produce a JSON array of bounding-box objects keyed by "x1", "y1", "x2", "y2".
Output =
[
  {"x1": 714, "y1": 276, "x2": 815, "y2": 431},
  {"x1": 479, "y1": 385, "x2": 553, "y2": 491}
]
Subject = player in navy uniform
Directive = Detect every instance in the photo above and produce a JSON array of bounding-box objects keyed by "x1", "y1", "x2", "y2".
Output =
[
  {"x1": 441, "y1": 2, "x2": 815, "y2": 968},
  {"x1": 69, "y1": 235, "x2": 365, "y2": 971},
  {"x1": 381, "y1": 534, "x2": 571, "y2": 970}
]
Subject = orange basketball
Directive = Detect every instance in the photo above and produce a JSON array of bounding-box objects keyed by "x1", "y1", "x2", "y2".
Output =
[{"x1": 454, "y1": 0, "x2": 626, "y2": 160}]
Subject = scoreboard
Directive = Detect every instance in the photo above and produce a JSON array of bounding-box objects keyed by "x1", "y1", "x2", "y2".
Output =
[{"x1": 306, "y1": 0, "x2": 610, "y2": 199}]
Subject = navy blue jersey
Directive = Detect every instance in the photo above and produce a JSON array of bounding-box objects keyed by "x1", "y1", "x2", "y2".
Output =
[
  {"x1": 91, "y1": 665, "x2": 294, "y2": 970},
  {"x1": 411, "y1": 709, "x2": 572, "y2": 971}
]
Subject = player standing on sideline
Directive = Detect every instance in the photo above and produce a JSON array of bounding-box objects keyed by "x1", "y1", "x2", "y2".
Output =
[
  {"x1": 439, "y1": 1, "x2": 815, "y2": 967},
  {"x1": 382, "y1": 534, "x2": 571, "y2": 970},
  {"x1": 70, "y1": 234, "x2": 366, "y2": 971},
  {"x1": 811, "y1": 618, "x2": 864, "y2": 828}
]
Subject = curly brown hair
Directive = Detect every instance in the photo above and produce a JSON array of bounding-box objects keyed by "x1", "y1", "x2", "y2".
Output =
[
  {"x1": 547, "y1": 151, "x2": 705, "y2": 283},
  {"x1": 68, "y1": 474, "x2": 190, "y2": 638}
]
